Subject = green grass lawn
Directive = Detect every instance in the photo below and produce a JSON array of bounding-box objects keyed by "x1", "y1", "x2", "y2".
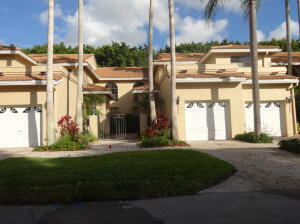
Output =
[{"x1": 0, "y1": 150, "x2": 236, "y2": 205}]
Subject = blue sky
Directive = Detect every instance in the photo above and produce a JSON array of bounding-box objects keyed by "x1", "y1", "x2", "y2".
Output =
[{"x1": 0, "y1": 0, "x2": 299, "y2": 49}]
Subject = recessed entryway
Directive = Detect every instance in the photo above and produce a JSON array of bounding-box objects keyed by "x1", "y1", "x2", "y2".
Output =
[
  {"x1": 185, "y1": 101, "x2": 228, "y2": 140},
  {"x1": 245, "y1": 102, "x2": 283, "y2": 136},
  {"x1": 0, "y1": 106, "x2": 42, "y2": 148}
]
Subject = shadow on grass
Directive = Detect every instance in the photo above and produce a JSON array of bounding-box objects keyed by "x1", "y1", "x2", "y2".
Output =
[{"x1": 0, "y1": 150, "x2": 236, "y2": 205}]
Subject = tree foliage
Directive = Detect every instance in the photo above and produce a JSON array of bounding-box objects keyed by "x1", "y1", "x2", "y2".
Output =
[
  {"x1": 23, "y1": 39, "x2": 300, "y2": 67},
  {"x1": 23, "y1": 42, "x2": 148, "y2": 67}
]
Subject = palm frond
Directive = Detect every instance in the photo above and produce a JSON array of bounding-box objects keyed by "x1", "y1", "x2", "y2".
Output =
[{"x1": 203, "y1": 0, "x2": 262, "y2": 20}]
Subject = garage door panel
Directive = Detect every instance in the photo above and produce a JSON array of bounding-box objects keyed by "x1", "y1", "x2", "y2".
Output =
[
  {"x1": 0, "y1": 106, "x2": 42, "y2": 148},
  {"x1": 245, "y1": 102, "x2": 282, "y2": 137},
  {"x1": 185, "y1": 101, "x2": 228, "y2": 141}
]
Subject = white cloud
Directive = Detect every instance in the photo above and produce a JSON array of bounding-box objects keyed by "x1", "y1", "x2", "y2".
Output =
[
  {"x1": 40, "y1": 0, "x2": 234, "y2": 46},
  {"x1": 175, "y1": 17, "x2": 228, "y2": 44},
  {"x1": 268, "y1": 20, "x2": 299, "y2": 39},
  {"x1": 257, "y1": 30, "x2": 266, "y2": 42},
  {"x1": 39, "y1": 4, "x2": 63, "y2": 25}
]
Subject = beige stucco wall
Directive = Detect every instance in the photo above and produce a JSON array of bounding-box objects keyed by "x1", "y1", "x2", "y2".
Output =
[
  {"x1": 96, "y1": 81, "x2": 147, "y2": 114},
  {"x1": 175, "y1": 82, "x2": 296, "y2": 141}
]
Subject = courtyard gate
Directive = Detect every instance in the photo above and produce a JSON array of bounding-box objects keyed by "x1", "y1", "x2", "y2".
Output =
[{"x1": 98, "y1": 114, "x2": 139, "y2": 139}]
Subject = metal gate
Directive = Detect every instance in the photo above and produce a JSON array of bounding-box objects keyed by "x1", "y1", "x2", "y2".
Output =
[{"x1": 98, "y1": 114, "x2": 139, "y2": 139}]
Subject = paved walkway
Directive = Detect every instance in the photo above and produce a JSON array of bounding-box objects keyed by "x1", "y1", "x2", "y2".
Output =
[
  {"x1": 0, "y1": 139, "x2": 140, "y2": 160},
  {"x1": 189, "y1": 140, "x2": 300, "y2": 192}
]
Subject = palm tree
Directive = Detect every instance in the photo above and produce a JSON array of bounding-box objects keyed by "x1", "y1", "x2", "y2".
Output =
[
  {"x1": 297, "y1": 0, "x2": 300, "y2": 38},
  {"x1": 168, "y1": 0, "x2": 179, "y2": 140},
  {"x1": 76, "y1": 0, "x2": 84, "y2": 132},
  {"x1": 285, "y1": 0, "x2": 293, "y2": 76},
  {"x1": 148, "y1": 0, "x2": 157, "y2": 122},
  {"x1": 204, "y1": 0, "x2": 261, "y2": 134},
  {"x1": 46, "y1": 0, "x2": 55, "y2": 145}
]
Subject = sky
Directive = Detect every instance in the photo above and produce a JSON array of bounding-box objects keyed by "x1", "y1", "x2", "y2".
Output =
[{"x1": 0, "y1": 0, "x2": 299, "y2": 49}]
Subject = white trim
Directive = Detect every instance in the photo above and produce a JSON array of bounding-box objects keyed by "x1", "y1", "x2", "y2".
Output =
[
  {"x1": 132, "y1": 90, "x2": 160, "y2": 94},
  {"x1": 98, "y1": 77, "x2": 148, "y2": 81},
  {"x1": 153, "y1": 61, "x2": 199, "y2": 65},
  {"x1": 271, "y1": 62, "x2": 300, "y2": 66},
  {"x1": 0, "y1": 79, "x2": 61, "y2": 86},
  {"x1": 243, "y1": 79, "x2": 299, "y2": 84},
  {"x1": 83, "y1": 90, "x2": 115, "y2": 100},
  {"x1": 176, "y1": 77, "x2": 246, "y2": 83},
  {"x1": 210, "y1": 48, "x2": 281, "y2": 53},
  {"x1": 0, "y1": 50, "x2": 38, "y2": 65}
]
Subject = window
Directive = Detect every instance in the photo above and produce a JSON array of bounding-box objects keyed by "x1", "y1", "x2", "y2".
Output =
[
  {"x1": 106, "y1": 82, "x2": 118, "y2": 100},
  {"x1": 230, "y1": 56, "x2": 251, "y2": 66}
]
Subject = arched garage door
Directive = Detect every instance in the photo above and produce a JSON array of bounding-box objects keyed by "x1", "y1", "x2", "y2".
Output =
[
  {"x1": 0, "y1": 107, "x2": 42, "y2": 148},
  {"x1": 185, "y1": 102, "x2": 228, "y2": 140},
  {"x1": 245, "y1": 102, "x2": 283, "y2": 137}
]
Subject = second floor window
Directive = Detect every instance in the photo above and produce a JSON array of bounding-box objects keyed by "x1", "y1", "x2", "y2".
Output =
[
  {"x1": 106, "y1": 82, "x2": 118, "y2": 101},
  {"x1": 231, "y1": 56, "x2": 251, "y2": 66}
]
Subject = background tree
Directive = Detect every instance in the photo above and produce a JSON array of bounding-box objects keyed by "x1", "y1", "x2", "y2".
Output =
[
  {"x1": 168, "y1": 0, "x2": 179, "y2": 140},
  {"x1": 285, "y1": 0, "x2": 293, "y2": 75},
  {"x1": 76, "y1": 0, "x2": 84, "y2": 131},
  {"x1": 204, "y1": 0, "x2": 262, "y2": 134},
  {"x1": 46, "y1": 0, "x2": 55, "y2": 145},
  {"x1": 148, "y1": 0, "x2": 157, "y2": 122}
]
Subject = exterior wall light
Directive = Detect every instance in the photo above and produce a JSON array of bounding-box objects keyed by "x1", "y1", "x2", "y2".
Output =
[{"x1": 176, "y1": 96, "x2": 180, "y2": 105}]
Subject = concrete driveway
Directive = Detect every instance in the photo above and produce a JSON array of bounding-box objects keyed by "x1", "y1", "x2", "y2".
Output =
[{"x1": 189, "y1": 140, "x2": 300, "y2": 192}]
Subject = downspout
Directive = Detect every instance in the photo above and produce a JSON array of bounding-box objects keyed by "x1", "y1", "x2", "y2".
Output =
[{"x1": 291, "y1": 83, "x2": 298, "y2": 135}]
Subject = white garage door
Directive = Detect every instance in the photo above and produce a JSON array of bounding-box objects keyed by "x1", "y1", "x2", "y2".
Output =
[
  {"x1": 0, "y1": 107, "x2": 42, "y2": 148},
  {"x1": 185, "y1": 102, "x2": 228, "y2": 140},
  {"x1": 245, "y1": 102, "x2": 283, "y2": 136}
]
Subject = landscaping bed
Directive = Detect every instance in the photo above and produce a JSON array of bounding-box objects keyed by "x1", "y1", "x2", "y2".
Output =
[
  {"x1": 0, "y1": 150, "x2": 236, "y2": 205},
  {"x1": 279, "y1": 139, "x2": 300, "y2": 154},
  {"x1": 234, "y1": 132, "x2": 273, "y2": 143}
]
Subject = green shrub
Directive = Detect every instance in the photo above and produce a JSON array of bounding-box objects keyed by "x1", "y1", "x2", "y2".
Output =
[
  {"x1": 34, "y1": 132, "x2": 98, "y2": 152},
  {"x1": 140, "y1": 136, "x2": 173, "y2": 148},
  {"x1": 234, "y1": 132, "x2": 273, "y2": 143},
  {"x1": 279, "y1": 139, "x2": 300, "y2": 154}
]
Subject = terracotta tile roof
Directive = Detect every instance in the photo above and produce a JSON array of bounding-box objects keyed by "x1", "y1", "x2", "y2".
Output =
[
  {"x1": 96, "y1": 67, "x2": 148, "y2": 79},
  {"x1": 211, "y1": 45, "x2": 280, "y2": 50},
  {"x1": 176, "y1": 73, "x2": 246, "y2": 79},
  {"x1": 0, "y1": 45, "x2": 21, "y2": 51},
  {"x1": 272, "y1": 52, "x2": 300, "y2": 63},
  {"x1": 155, "y1": 53, "x2": 205, "y2": 62},
  {"x1": 83, "y1": 84, "x2": 109, "y2": 91},
  {"x1": 28, "y1": 54, "x2": 94, "y2": 63},
  {"x1": 176, "y1": 72, "x2": 298, "y2": 80},
  {"x1": 0, "y1": 74, "x2": 62, "y2": 81}
]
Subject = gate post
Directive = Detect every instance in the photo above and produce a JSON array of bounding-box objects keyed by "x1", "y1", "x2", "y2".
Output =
[
  {"x1": 140, "y1": 112, "x2": 148, "y2": 136},
  {"x1": 89, "y1": 115, "x2": 99, "y2": 138}
]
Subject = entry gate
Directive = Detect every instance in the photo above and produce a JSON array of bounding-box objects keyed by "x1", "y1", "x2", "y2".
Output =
[{"x1": 98, "y1": 114, "x2": 139, "y2": 139}]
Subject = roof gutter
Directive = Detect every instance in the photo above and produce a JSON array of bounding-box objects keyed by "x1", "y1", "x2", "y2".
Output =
[
  {"x1": 0, "y1": 50, "x2": 38, "y2": 65},
  {"x1": 83, "y1": 90, "x2": 115, "y2": 100},
  {"x1": 0, "y1": 79, "x2": 62, "y2": 86}
]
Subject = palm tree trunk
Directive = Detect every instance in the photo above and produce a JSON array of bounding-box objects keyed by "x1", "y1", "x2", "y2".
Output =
[
  {"x1": 168, "y1": 0, "x2": 179, "y2": 140},
  {"x1": 76, "y1": 0, "x2": 84, "y2": 131},
  {"x1": 148, "y1": 0, "x2": 157, "y2": 122},
  {"x1": 285, "y1": 0, "x2": 293, "y2": 76},
  {"x1": 297, "y1": 0, "x2": 300, "y2": 38},
  {"x1": 249, "y1": 0, "x2": 261, "y2": 134},
  {"x1": 46, "y1": 0, "x2": 55, "y2": 145}
]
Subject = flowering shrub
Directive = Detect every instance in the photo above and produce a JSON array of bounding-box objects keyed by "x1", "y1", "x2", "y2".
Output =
[
  {"x1": 144, "y1": 114, "x2": 171, "y2": 138},
  {"x1": 57, "y1": 115, "x2": 79, "y2": 137}
]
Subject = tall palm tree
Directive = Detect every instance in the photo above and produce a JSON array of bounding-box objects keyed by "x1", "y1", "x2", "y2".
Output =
[
  {"x1": 168, "y1": 0, "x2": 179, "y2": 140},
  {"x1": 204, "y1": 0, "x2": 261, "y2": 134},
  {"x1": 285, "y1": 0, "x2": 293, "y2": 76},
  {"x1": 297, "y1": 0, "x2": 300, "y2": 38},
  {"x1": 148, "y1": 0, "x2": 157, "y2": 122},
  {"x1": 46, "y1": 0, "x2": 55, "y2": 145},
  {"x1": 76, "y1": 0, "x2": 84, "y2": 131}
]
